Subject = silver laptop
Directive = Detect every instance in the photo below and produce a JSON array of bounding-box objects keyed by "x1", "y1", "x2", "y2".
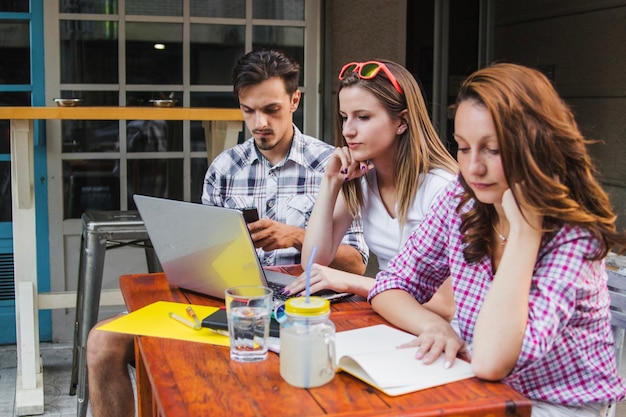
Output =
[{"x1": 133, "y1": 194, "x2": 351, "y2": 302}]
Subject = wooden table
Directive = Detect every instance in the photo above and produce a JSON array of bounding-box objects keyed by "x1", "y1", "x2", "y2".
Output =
[
  {"x1": 0, "y1": 106, "x2": 243, "y2": 415},
  {"x1": 120, "y1": 272, "x2": 532, "y2": 417}
]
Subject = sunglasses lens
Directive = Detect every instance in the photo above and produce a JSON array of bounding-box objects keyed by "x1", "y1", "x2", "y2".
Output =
[
  {"x1": 360, "y1": 63, "x2": 380, "y2": 78},
  {"x1": 341, "y1": 63, "x2": 358, "y2": 78}
]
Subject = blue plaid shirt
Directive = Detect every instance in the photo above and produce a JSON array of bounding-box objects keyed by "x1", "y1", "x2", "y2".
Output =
[{"x1": 202, "y1": 125, "x2": 368, "y2": 267}]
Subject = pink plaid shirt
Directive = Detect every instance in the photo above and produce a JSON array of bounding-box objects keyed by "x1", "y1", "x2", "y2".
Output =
[{"x1": 369, "y1": 178, "x2": 626, "y2": 406}]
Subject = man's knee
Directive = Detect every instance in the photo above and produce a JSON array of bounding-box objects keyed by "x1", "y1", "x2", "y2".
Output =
[{"x1": 87, "y1": 317, "x2": 134, "y2": 369}]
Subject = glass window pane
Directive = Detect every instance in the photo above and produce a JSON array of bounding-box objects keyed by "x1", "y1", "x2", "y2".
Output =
[
  {"x1": 190, "y1": 157, "x2": 208, "y2": 203},
  {"x1": 127, "y1": 159, "x2": 183, "y2": 207},
  {"x1": 60, "y1": 20, "x2": 118, "y2": 84},
  {"x1": 60, "y1": 91, "x2": 119, "y2": 153},
  {"x1": 0, "y1": 21, "x2": 30, "y2": 84},
  {"x1": 126, "y1": 0, "x2": 181, "y2": 16},
  {"x1": 190, "y1": 92, "x2": 238, "y2": 108},
  {"x1": 0, "y1": 1, "x2": 28, "y2": 12},
  {"x1": 0, "y1": 162, "x2": 11, "y2": 222},
  {"x1": 63, "y1": 159, "x2": 120, "y2": 219},
  {"x1": 253, "y1": 0, "x2": 304, "y2": 20},
  {"x1": 126, "y1": 22, "x2": 182, "y2": 84},
  {"x1": 58, "y1": 90, "x2": 118, "y2": 106},
  {"x1": 0, "y1": 120, "x2": 11, "y2": 154},
  {"x1": 62, "y1": 120, "x2": 119, "y2": 153},
  {"x1": 190, "y1": 92, "x2": 241, "y2": 152},
  {"x1": 190, "y1": 121, "x2": 206, "y2": 152},
  {"x1": 0, "y1": 92, "x2": 30, "y2": 106},
  {"x1": 190, "y1": 0, "x2": 244, "y2": 18},
  {"x1": 253, "y1": 26, "x2": 304, "y2": 84},
  {"x1": 60, "y1": 0, "x2": 118, "y2": 14},
  {"x1": 126, "y1": 91, "x2": 182, "y2": 107},
  {"x1": 190, "y1": 24, "x2": 244, "y2": 85},
  {"x1": 126, "y1": 120, "x2": 182, "y2": 152},
  {"x1": 1, "y1": 93, "x2": 30, "y2": 155}
]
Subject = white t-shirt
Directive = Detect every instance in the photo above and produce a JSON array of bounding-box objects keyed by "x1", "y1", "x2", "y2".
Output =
[{"x1": 361, "y1": 168, "x2": 455, "y2": 270}]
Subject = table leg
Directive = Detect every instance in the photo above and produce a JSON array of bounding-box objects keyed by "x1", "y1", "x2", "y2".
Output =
[{"x1": 135, "y1": 337, "x2": 154, "y2": 417}]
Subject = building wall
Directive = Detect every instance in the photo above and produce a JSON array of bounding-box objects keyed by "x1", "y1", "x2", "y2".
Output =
[
  {"x1": 327, "y1": 0, "x2": 408, "y2": 274},
  {"x1": 328, "y1": 0, "x2": 407, "y2": 73},
  {"x1": 493, "y1": 0, "x2": 626, "y2": 231}
]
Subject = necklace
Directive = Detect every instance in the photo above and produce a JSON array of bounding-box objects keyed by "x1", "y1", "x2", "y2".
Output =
[{"x1": 491, "y1": 222, "x2": 507, "y2": 245}]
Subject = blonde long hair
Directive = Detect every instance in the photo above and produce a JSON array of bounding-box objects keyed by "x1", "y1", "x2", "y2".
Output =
[{"x1": 335, "y1": 60, "x2": 458, "y2": 228}]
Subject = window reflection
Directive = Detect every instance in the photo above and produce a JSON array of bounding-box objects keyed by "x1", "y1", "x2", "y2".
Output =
[
  {"x1": 0, "y1": 162, "x2": 11, "y2": 222},
  {"x1": 127, "y1": 159, "x2": 183, "y2": 209},
  {"x1": 190, "y1": 92, "x2": 241, "y2": 152},
  {"x1": 126, "y1": 120, "x2": 182, "y2": 153},
  {"x1": 0, "y1": 20, "x2": 30, "y2": 84},
  {"x1": 126, "y1": 91, "x2": 182, "y2": 108},
  {"x1": 59, "y1": 90, "x2": 118, "y2": 107},
  {"x1": 0, "y1": 1, "x2": 28, "y2": 12},
  {"x1": 60, "y1": 0, "x2": 118, "y2": 14},
  {"x1": 62, "y1": 120, "x2": 119, "y2": 153},
  {"x1": 1, "y1": 92, "x2": 31, "y2": 155},
  {"x1": 60, "y1": 91, "x2": 119, "y2": 153},
  {"x1": 60, "y1": 20, "x2": 118, "y2": 84},
  {"x1": 253, "y1": 0, "x2": 304, "y2": 20},
  {"x1": 126, "y1": 22, "x2": 182, "y2": 84},
  {"x1": 253, "y1": 26, "x2": 305, "y2": 83},
  {"x1": 126, "y1": 0, "x2": 181, "y2": 16},
  {"x1": 63, "y1": 159, "x2": 120, "y2": 219},
  {"x1": 0, "y1": 120, "x2": 9, "y2": 154},
  {"x1": 190, "y1": 157, "x2": 208, "y2": 203},
  {"x1": 190, "y1": 0, "x2": 244, "y2": 18},
  {"x1": 53, "y1": 0, "x2": 310, "y2": 214},
  {"x1": 190, "y1": 24, "x2": 245, "y2": 85},
  {"x1": 60, "y1": 0, "x2": 117, "y2": 14}
]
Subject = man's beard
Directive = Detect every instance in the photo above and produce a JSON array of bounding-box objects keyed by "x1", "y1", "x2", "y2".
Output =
[{"x1": 254, "y1": 131, "x2": 277, "y2": 151}]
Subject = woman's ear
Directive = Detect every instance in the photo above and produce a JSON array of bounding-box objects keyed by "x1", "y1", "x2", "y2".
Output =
[{"x1": 396, "y1": 110, "x2": 408, "y2": 135}]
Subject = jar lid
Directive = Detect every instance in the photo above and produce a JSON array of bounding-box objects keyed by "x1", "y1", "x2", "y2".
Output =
[{"x1": 285, "y1": 296, "x2": 330, "y2": 316}]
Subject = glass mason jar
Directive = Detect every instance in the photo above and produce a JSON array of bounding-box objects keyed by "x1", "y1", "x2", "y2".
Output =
[{"x1": 279, "y1": 296, "x2": 336, "y2": 388}]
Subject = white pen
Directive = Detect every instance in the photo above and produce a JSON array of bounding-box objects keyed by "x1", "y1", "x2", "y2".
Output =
[{"x1": 169, "y1": 312, "x2": 200, "y2": 330}]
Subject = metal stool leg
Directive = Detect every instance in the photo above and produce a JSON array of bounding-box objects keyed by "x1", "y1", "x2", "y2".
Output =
[
  {"x1": 144, "y1": 242, "x2": 162, "y2": 273},
  {"x1": 70, "y1": 231, "x2": 87, "y2": 396},
  {"x1": 76, "y1": 229, "x2": 107, "y2": 417},
  {"x1": 70, "y1": 210, "x2": 156, "y2": 416}
]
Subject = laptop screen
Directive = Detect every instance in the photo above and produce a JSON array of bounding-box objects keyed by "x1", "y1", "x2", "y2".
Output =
[{"x1": 133, "y1": 194, "x2": 270, "y2": 299}]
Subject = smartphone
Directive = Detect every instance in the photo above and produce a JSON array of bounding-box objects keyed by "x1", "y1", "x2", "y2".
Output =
[
  {"x1": 241, "y1": 207, "x2": 259, "y2": 224},
  {"x1": 201, "y1": 308, "x2": 280, "y2": 337}
]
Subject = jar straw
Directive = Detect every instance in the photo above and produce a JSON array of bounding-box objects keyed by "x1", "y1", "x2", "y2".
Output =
[{"x1": 305, "y1": 246, "x2": 317, "y2": 303}]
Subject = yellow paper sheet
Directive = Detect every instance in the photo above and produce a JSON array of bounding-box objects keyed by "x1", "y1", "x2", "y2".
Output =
[{"x1": 97, "y1": 301, "x2": 229, "y2": 347}]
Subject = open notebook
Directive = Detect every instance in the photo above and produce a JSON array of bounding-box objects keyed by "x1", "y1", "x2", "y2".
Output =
[{"x1": 334, "y1": 324, "x2": 474, "y2": 396}]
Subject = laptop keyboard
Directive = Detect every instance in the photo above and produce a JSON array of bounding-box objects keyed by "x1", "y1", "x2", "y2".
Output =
[{"x1": 268, "y1": 282, "x2": 294, "y2": 301}]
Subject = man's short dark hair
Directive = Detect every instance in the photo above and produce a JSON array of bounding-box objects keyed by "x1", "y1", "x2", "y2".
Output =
[{"x1": 232, "y1": 49, "x2": 300, "y2": 97}]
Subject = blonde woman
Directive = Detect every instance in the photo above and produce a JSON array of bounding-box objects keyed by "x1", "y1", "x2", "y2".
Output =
[{"x1": 286, "y1": 60, "x2": 458, "y2": 321}]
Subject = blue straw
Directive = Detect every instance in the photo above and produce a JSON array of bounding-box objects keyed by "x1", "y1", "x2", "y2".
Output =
[{"x1": 305, "y1": 246, "x2": 317, "y2": 303}]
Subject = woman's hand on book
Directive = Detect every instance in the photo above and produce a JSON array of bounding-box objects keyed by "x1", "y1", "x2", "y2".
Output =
[{"x1": 399, "y1": 320, "x2": 468, "y2": 368}]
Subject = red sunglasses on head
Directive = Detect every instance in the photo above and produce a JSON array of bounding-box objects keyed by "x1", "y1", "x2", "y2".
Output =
[{"x1": 338, "y1": 61, "x2": 403, "y2": 95}]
